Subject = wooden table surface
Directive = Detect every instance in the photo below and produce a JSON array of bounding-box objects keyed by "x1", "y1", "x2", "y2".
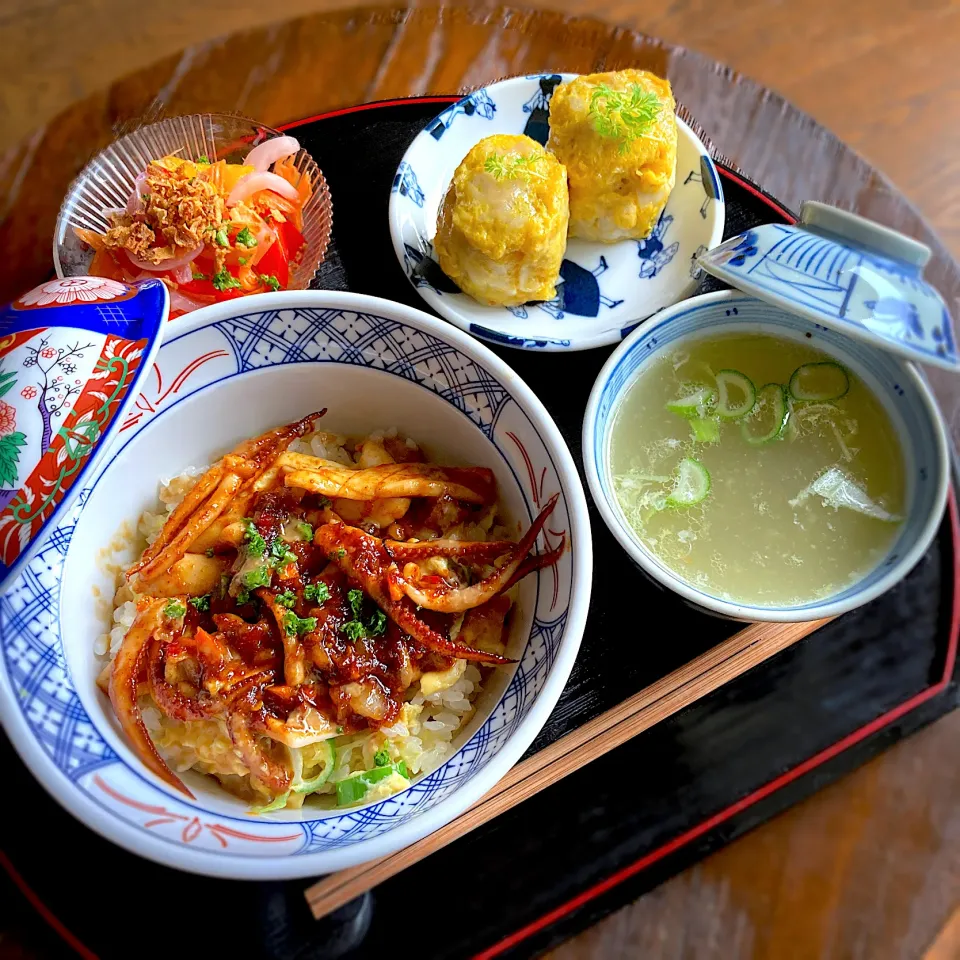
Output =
[{"x1": 3, "y1": 1, "x2": 960, "y2": 958}]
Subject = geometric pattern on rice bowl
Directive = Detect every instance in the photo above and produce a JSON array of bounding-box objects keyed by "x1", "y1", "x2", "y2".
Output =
[{"x1": 0, "y1": 297, "x2": 587, "y2": 876}]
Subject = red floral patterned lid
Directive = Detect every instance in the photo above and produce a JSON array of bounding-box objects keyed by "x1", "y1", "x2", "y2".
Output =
[{"x1": 0, "y1": 276, "x2": 168, "y2": 593}]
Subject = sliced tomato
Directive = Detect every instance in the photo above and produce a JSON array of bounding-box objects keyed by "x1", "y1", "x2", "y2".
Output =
[
  {"x1": 178, "y1": 273, "x2": 244, "y2": 303},
  {"x1": 253, "y1": 238, "x2": 290, "y2": 288},
  {"x1": 277, "y1": 220, "x2": 306, "y2": 263}
]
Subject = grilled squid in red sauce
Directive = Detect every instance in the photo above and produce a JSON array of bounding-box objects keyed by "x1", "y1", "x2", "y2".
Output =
[{"x1": 97, "y1": 414, "x2": 563, "y2": 810}]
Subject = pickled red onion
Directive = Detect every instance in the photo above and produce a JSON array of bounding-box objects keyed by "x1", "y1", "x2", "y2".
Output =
[
  {"x1": 126, "y1": 244, "x2": 202, "y2": 273},
  {"x1": 171, "y1": 261, "x2": 194, "y2": 285},
  {"x1": 227, "y1": 171, "x2": 299, "y2": 206},
  {"x1": 243, "y1": 135, "x2": 300, "y2": 173},
  {"x1": 126, "y1": 171, "x2": 148, "y2": 214},
  {"x1": 169, "y1": 289, "x2": 213, "y2": 314}
]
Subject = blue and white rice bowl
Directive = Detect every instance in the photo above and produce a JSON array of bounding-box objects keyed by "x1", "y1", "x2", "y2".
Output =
[
  {"x1": 0, "y1": 291, "x2": 592, "y2": 878},
  {"x1": 583, "y1": 290, "x2": 949, "y2": 622},
  {"x1": 389, "y1": 73, "x2": 726, "y2": 352}
]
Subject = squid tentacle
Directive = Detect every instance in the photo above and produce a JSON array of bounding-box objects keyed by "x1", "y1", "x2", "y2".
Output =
[
  {"x1": 396, "y1": 494, "x2": 559, "y2": 613},
  {"x1": 108, "y1": 600, "x2": 194, "y2": 798}
]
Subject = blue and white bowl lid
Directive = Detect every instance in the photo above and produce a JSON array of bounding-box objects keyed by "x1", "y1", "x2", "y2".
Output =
[
  {"x1": 697, "y1": 201, "x2": 959, "y2": 372},
  {"x1": 0, "y1": 277, "x2": 167, "y2": 594},
  {"x1": 388, "y1": 73, "x2": 726, "y2": 353}
]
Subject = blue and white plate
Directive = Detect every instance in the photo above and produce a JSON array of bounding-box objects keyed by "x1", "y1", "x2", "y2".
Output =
[
  {"x1": 0, "y1": 291, "x2": 591, "y2": 879},
  {"x1": 388, "y1": 73, "x2": 726, "y2": 352}
]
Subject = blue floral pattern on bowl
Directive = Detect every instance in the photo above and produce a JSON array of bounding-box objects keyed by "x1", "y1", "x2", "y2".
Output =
[
  {"x1": 0, "y1": 293, "x2": 590, "y2": 879},
  {"x1": 698, "y1": 202, "x2": 958, "y2": 371},
  {"x1": 388, "y1": 73, "x2": 726, "y2": 352}
]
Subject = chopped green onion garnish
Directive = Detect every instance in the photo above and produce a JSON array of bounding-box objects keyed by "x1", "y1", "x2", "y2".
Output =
[
  {"x1": 788, "y1": 362, "x2": 849, "y2": 402},
  {"x1": 666, "y1": 385, "x2": 716, "y2": 420},
  {"x1": 665, "y1": 458, "x2": 711, "y2": 507},
  {"x1": 741, "y1": 383, "x2": 790, "y2": 445},
  {"x1": 335, "y1": 761, "x2": 410, "y2": 807},
  {"x1": 715, "y1": 369, "x2": 756, "y2": 420}
]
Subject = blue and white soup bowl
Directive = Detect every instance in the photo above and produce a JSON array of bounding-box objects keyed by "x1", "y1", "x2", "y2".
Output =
[
  {"x1": 0, "y1": 291, "x2": 592, "y2": 879},
  {"x1": 583, "y1": 290, "x2": 949, "y2": 623}
]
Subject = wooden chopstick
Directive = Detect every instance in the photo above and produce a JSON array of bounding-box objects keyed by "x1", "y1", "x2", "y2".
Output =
[{"x1": 305, "y1": 616, "x2": 830, "y2": 919}]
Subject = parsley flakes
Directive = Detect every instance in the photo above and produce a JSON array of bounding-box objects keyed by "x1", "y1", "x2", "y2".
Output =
[
  {"x1": 212, "y1": 267, "x2": 241, "y2": 292},
  {"x1": 284, "y1": 611, "x2": 317, "y2": 637},
  {"x1": 340, "y1": 589, "x2": 387, "y2": 641},
  {"x1": 235, "y1": 226, "x2": 258, "y2": 248},
  {"x1": 242, "y1": 519, "x2": 266, "y2": 558},
  {"x1": 275, "y1": 590, "x2": 297, "y2": 609},
  {"x1": 304, "y1": 582, "x2": 330, "y2": 604},
  {"x1": 164, "y1": 599, "x2": 186, "y2": 619}
]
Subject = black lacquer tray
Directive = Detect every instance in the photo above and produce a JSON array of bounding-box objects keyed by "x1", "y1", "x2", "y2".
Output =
[{"x1": 2, "y1": 98, "x2": 957, "y2": 960}]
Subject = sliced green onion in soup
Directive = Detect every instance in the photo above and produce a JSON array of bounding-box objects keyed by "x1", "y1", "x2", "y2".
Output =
[
  {"x1": 714, "y1": 369, "x2": 756, "y2": 420},
  {"x1": 741, "y1": 383, "x2": 790, "y2": 445},
  {"x1": 666, "y1": 385, "x2": 716, "y2": 419},
  {"x1": 690, "y1": 417, "x2": 720, "y2": 443},
  {"x1": 788, "y1": 361, "x2": 849, "y2": 402},
  {"x1": 665, "y1": 457, "x2": 711, "y2": 507}
]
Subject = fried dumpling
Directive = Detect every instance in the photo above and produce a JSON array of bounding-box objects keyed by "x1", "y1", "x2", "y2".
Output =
[
  {"x1": 434, "y1": 134, "x2": 569, "y2": 307},
  {"x1": 547, "y1": 69, "x2": 677, "y2": 242}
]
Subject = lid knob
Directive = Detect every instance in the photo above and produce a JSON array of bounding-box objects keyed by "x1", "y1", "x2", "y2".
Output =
[{"x1": 800, "y1": 201, "x2": 931, "y2": 268}]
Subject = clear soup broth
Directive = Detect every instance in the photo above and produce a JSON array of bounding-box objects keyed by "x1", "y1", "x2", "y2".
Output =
[{"x1": 610, "y1": 333, "x2": 906, "y2": 606}]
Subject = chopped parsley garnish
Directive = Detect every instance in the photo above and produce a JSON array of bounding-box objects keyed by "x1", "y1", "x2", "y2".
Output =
[
  {"x1": 205, "y1": 547, "x2": 215, "y2": 558},
  {"x1": 275, "y1": 590, "x2": 297, "y2": 609},
  {"x1": 483, "y1": 152, "x2": 546, "y2": 182},
  {"x1": 304, "y1": 581, "x2": 330, "y2": 604},
  {"x1": 269, "y1": 539, "x2": 297, "y2": 567},
  {"x1": 347, "y1": 588, "x2": 365, "y2": 619},
  {"x1": 212, "y1": 267, "x2": 242, "y2": 291},
  {"x1": 242, "y1": 565, "x2": 272, "y2": 590},
  {"x1": 588, "y1": 82, "x2": 662, "y2": 153},
  {"x1": 214, "y1": 226, "x2": 230, "y2": 247},
  {"x1": 235, "y1": 226, "x2": 257, "y2": 248},
  {"x1": 188, "y1": 595, "x2": 211, "y2": 612},
  {"x1": 196, "y1": 155, "x2": 211, "y2": 164},
  {"x1": 341, "y1": 589, "x2": 388, "y2": 641},
  {"x1": 238, "y1": 256, "x2": 248, "y2": 266},
  {"x1": 164, "y1": 599, "x2": 186, "y2": 619},
  {"x1": 236, "y1": 587, "x2": 251, "y2": 605},
  {"x1": 297, "y1": 521, "x2": 314, "y2": 540},
  {"x1": 192, "y1": 269, "x2": 208, "y2": 281},
  {"x1": 373, "y1": 748, "x2": 390, "y2": 767},
  {"x1": 242, "y1": 519, "x2": 266, "y2": 558},
  {"x1": 283, "y1": 611, "x2": 317, "y2": 637},
  {"x1": 317, "y1": 495, "x2": 332, "y2": 508},
  {"x1": 341, "y1": 621, "x2": 368, "y2": 641},
  {"x1": 259, "y1": 273, "x2": 281, "y2": 291},
  {"x1": 335, "y1": 547, "x2": 346, "y2": 559}
]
